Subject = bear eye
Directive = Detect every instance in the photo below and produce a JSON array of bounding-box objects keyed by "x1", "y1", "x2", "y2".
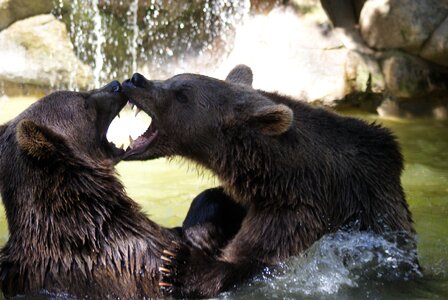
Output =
[{"x1": 175, "y1": 90, "x2": 189, "y2": 103}]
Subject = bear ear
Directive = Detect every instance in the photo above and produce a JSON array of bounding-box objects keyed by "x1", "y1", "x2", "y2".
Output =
[
  {"x1": 16, "y1": 119, "x2": 69, "y2": 160},
  {"x1": 225, "y1": 64, "x2": 253, "y2": 87},
  {"x1": 248, "y1": 104, "x2": 293, "y2": 135}
]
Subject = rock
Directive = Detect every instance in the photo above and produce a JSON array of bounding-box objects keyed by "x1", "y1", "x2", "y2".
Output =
[
  {"x1": 380, "y1": 51, "x2": 447, "y2": 98},
  {"x1": 0, "y1": 14, "x2": 93, "y2": 96},
  {"x1": 250, "y1": 0, "x2": 282, "y2": 14},
  {"x1": 360, "y1": 0, "x2": 448, "y2": 54},
  {"x1": 344, "y1": 50, "x2": 384, "y2": 93},
  {"x1": 420, "y1": 16, "x2": 448, "y2": 67},
  {"x1": 320, "y1": 0, "x2": 366, "y2": 27},
  {"x1": 212, "y1": 7, "x2": 348, "y2": 106},
  {"x1": 0, "y1": 0, "x2": 53, "y2": 31}
]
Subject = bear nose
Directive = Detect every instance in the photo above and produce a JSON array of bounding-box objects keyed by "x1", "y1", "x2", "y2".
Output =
[
  {"x1": 104, "y1": 80, "x2": 121, "y2": 93},
  {"x1": 131, "y1": 73, "x2": 147, "y2": 87}
]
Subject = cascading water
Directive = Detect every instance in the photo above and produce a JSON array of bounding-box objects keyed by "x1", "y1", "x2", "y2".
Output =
[
  {"x1": 53, "y1": 0, "x2": 251, "y2": 89},
  {"x1": 128, "y1": 0, "x2": 140, "y2": 74},
  {"x1": 91, "y1": 0, "x2": 106, "y2": 88}
]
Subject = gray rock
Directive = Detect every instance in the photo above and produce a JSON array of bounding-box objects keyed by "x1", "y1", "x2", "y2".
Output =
[
  {"x1": 0, "y1": 14, "x2": 93, "y2": 95},
  {"x1": 420, "y1": 16, "x2": 448, "y2": 67},
  {"x1": 380, "y1": 51, "x2": 446, "y2": 98},
  {"x1": 360, "y1": 0, "x2": 448, "y2": 54},
  {"x1": 0, "y1": 0, "x2": 53, "y2": 31}
]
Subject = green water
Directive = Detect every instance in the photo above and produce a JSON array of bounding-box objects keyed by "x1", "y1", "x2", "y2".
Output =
[{"x1": 0, "y1": 99, "x2": 447, "y2": 298}]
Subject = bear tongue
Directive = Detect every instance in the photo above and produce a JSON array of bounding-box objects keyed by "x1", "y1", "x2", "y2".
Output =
[{"x1": 129, "y1": 124, "x2": 158, "y2": 150}]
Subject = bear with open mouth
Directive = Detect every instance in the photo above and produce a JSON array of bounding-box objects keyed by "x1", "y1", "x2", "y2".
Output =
[
  {"x1": 121, "y1": 65, "x2": 417, "y2": 298},
  {"x1": 0, "y1": 81, "x2": 245, "y2": 299}
]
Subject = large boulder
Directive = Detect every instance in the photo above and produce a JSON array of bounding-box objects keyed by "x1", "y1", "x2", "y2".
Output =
[
  {"x1": 359, "y1": 0, "x2": 448, "y2": 54},
  {"x1": 420, "y1": 16, "x2": 448, "y2": 67},
  {"x1": 0, "y1": 14, "x2": 92, "y2": 96},
  {"x1": 0, "y1": 0, "x2": 53, "y2": 31},
  {"x1": 380, "y1": 51, "x2": 448, "y2": 98}
]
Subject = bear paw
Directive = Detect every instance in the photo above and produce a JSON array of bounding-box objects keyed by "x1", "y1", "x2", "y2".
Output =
[{"x1": 159, "y1": 241, "x2": 189, "y2": 296}]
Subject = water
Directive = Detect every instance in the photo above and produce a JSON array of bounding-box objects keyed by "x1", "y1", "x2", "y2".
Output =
[
  {"x1": 0, "y1": 98, "x2": 447, "y2": 299},
  {"x1": 53, "y1": 0, "x2": 251, "y2": 88}
]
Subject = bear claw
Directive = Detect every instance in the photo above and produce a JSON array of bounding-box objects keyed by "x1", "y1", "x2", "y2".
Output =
[
  {"x1": 159, "y1": 241, "x2": 185, "y2": 295},
  {"x1": 163, "y1": 249, "x2": 176, "y2": 257},
  {"x1": 161, "y1": 255, "x2": 172, "y2": 263},
  {"x1": 159, "y1": 282, "x2": 172, "y2": 287},
  {"x1": 158, "y1": 267, "x2": 171, "y2": 274}
]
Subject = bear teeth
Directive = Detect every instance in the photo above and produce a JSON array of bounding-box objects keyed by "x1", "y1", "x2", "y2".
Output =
[
  {"x1": 135, "y1": 107, "x2": 142, "y2": 117},
  {"x1": 129, "y1": 135, "x2": 135, "y2": 149}
]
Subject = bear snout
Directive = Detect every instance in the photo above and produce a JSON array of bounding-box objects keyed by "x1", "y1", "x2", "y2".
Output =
[
  {"x1": 103, "y1": 80, "x2": 121, "y2": 93},
  {"x1": 131, "y1": 73, "x2": 149, "y2": 88}
]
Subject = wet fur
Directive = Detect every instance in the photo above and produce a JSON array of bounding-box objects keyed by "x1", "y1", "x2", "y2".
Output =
[
  {"x1": 123, "y1": 66, "x2": 416, "y2": 298},
  {"x1": 0, "y1": 90, "x2": 181, "y2": 298}
]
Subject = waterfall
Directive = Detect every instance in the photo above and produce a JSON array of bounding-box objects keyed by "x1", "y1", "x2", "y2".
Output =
[
  {"x1": 128, "y1": 0, "x2": 139, "y2": 76},
  {"x1": 53, "y1": 0, "x2": 251, "y2": 89},
  {"x1": 91, "y1": 0, "x2": 106, "y2": 88}
]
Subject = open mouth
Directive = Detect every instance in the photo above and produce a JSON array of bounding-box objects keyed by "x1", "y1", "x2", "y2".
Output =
[
  {"x1": 106, "y1": 100, "x2": 158, "y2": 160},
  {"x1": 123, "y1": 101, "x2": 158, "y2": 158}
]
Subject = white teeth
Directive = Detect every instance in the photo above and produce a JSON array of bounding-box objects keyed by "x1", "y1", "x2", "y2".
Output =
[
  {"x1": 129, "y1": 135, "x2": 135, "y2": 149},
  {"x1": 131, "y1": 104, "x2": 135, "y2": 110},
  {"x1": 119, "y1": 144, "x2": 124, "y2": 150},
  {"x1": 135, "y1": 107, "x2": 142, "y2": 117}
]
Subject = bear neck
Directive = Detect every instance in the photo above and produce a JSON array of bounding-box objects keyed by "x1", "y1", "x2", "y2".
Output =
[{"x1": 207, "y1": 131, "x2": 294, "y2": 207}]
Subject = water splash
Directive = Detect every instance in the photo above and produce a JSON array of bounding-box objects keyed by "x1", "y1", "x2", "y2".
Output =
[{"x1": 225, "y1": 230, "x2": 421, "y2": 299}]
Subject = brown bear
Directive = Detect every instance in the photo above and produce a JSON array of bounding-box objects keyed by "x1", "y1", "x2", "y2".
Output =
[
  {"x1": 0, "y1": 81, "x2": 193, "y2": 299},
  {"x1": 121, "y1": 65, "x2": 416, "y2": 298}
]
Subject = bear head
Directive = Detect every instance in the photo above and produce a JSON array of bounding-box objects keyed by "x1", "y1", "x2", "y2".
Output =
[
  {"x1": 121, "y1": 65, "x2": 293, "y2": 163},
  {"x1": 0, "y1": 81, "x2": 126, "y2": 166},
  {"x1": 0, "y1": 81, "x2": 127, "y2": 219}
]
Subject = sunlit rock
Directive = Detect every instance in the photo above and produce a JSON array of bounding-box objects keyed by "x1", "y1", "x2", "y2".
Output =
[
  {"x1": 214, "y1": 7, "x2": 348, "y2": 106},
  {"x1": 0, "y1": 14, "x2": 93, "y2": 96}
]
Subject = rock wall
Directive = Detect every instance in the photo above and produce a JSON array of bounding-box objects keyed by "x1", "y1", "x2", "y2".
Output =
[{"x1": 322, "y1": 0, "x2": 448, "y2": 118}]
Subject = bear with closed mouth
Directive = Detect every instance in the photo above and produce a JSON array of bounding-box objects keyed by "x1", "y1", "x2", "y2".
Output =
[
  {"x1": 122, "y1": 65, "x2": 417, "y2": 298},
  {"x1": 0, "y1": 81, "x2": 235, "y2": 299}
]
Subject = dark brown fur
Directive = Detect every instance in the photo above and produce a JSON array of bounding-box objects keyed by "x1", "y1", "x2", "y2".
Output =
[
  {"x1": 0, "y1": 83, "x2": 180, "y2": 299},
  {"x1": 122, "y1": 66, "x2": 416, "y2": 298}
]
